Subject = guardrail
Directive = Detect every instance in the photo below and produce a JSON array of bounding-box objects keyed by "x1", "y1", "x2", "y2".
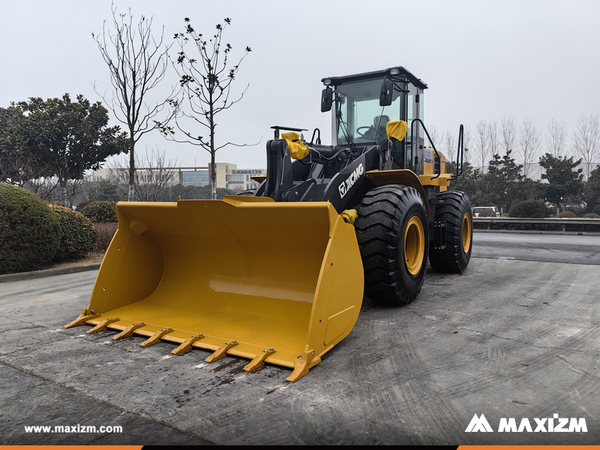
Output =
[{"x1": 473, "y1": 217, "x2": 600, "y2": 234}]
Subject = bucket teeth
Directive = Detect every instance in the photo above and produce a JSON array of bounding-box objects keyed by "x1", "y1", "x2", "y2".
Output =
[
  {"x1": 287, "y1": 350, "x2": 317, "y2": 382},
  {"x1": 171, "y1": 334, "x2": 204, "y2": 355},
  {"x1": 140, "y1": 328, "x2": 173, "y2": 347},
  {"x1": 64, "y1": 308, "x2": 100, "y2": 328},
  {"x1": 205, "y1": 341, "x2": 238, "y2": 363},
  {"x1": 243, "y1": 348, "x2": 276, "y2": 372},
  {"x1": 112, "y1": 322, "x2": 146, "y2": 341},
  {"x1": 87, "y1": 317, "x2": 120, "y2": 334}
]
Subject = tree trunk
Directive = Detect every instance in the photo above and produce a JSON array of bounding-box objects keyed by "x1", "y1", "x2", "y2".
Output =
[
  {"x1": 210, "y1": 155, "x2": 217, "y2": 200},
  {"x1": 209, "y1": 92, "x2": 217, "y2": 200},
  {"x1": 60, "y1": 178, "x2": 69, "y2": 207},
  {"x1": 128, "y1": 137, "x2": 135, "y2": 201}
]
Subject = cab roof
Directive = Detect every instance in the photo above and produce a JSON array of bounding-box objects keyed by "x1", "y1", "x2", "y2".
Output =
[{"x1": 321, "y1": 66, "x2": 428, "y2": 90}]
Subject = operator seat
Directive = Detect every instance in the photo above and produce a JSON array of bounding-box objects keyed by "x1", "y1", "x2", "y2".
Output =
[{"x1": 373, "y1": 115, "x2": 390, "y2": 144}]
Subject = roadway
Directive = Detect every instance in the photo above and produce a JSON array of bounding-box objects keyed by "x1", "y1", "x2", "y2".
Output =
[
  {"x1": 1, "y1": 232, "x2": 599, "y2": 445},
  {"x1": 472, "y1": 232, "x2": 600, "y2": 265}
]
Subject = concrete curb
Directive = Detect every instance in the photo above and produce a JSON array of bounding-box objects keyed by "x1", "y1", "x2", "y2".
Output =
[{"x1": 0, "y1": 263, "x2": 101, "y2": 283}]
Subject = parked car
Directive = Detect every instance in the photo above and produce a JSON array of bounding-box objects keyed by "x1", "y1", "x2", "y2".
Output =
[{"x1": 472, "y1": 206, "x2": 499, "y2": 217}]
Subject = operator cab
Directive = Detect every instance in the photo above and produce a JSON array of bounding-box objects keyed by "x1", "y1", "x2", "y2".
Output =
[{"x1": 321, "y1": 66, "x2": 427, "y2": 173}]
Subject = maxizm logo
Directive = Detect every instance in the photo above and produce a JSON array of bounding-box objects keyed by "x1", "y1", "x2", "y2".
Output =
[
  {"x1": 465, "y1": 414, "x2": 588, "y2": 433},
  {"x1": 338, "y1": 163, "x2": 364, "y2": 199}
]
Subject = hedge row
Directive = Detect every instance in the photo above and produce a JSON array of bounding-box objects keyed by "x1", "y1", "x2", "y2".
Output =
[
  {"x1": 0, "y1": 184, "x2": 101, "y2": 274},
  {"x1": 49, "y1": 205, "x2": 98, "y2": 262},
  {"x1": 0, "y1": 184, "x2": 62, "y2": 274},
  {"x1": 79, "y1": 201, "x2": 118, "y2": 223}
]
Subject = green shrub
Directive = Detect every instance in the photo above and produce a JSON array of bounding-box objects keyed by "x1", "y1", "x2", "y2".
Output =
[
  {"x1": 565, "y1": 206, "x2": 585, "y2": 217},
  {"x1": 0, "y1": 183, "x2": 61, "y2": 274},
  {"x1": 583, "y1": 213, "x2": 600, "y2": 219},
  {"x1": 509, "y1": 200, "x2": 551, "y2": 218},
  {"x1": 80, "y1": 201, "x2": 118, "y2": 223},
  {"x1": 593, "y1": 205, "x2": 600, "y2": 215},
  {"x1": 49, "y1": 205, "x2": 98, "y2": 261},
  {"x1": 558, "y1": 211, "x2": 577, "y2": 218},
  {"x1": 76, "y1": 200, "x2": 94, "y2": 212}
]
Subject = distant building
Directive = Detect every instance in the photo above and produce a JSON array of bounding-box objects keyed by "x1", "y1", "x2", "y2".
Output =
[
  {"x1": 89, "y1": 167, "x2": 178, "y2": 185},
  {"x1": 91, "y1": 163, "x2": 266, "y2": 191},
  {"x1": 226, "y1": 169, "x2": 267, "y2": 191},
  {"x1": 178, "y1": 168, "x2": 209, "y2": 187}
]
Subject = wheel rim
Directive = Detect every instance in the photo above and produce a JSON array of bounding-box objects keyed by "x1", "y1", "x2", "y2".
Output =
[
  {"x1": 404, "y1": 216, "x2": 425, "y2": 275},
  {"x1": 462, "y1": 212, "x2": 472, "y2": 253}
]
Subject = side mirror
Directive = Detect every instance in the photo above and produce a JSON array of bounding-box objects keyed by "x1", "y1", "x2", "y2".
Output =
[
  {"x1": 379, "y1": 78, "x2": 393, "y2": 106},
  {"x1": 321, "y1": 86, "x2": 333, "y2": 112}
]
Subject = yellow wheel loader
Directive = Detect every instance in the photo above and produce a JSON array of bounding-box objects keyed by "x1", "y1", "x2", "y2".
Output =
[{"x1": 66, "y1": 66, "x2": 472, "y2": 382}]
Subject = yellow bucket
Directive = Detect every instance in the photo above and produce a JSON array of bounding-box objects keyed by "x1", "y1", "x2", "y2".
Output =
[{"x1": 66, "y1": 196, "x2": 364, "y2": 381}]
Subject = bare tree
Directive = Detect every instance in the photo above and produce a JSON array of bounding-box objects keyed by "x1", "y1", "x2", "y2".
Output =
[
  {"x1": 519, "y1": 118, "x2": 542, "y2": 178},
  {"x1": 573, "y1": 114, "x2": 600, "y2": 180},
  {"x1": 25, "y1": 177, "x2": 61, "y2": 201},
  {"x1": 93, "y1": 3, "x2": 176, "y2": 201},
  {"x1": 164, "y1": 17, "x2": 253, "y2": 200},
  {"x1": 25, "y1": 177, "x2": 83, "y2": 207},
  {"x1": 546, "y1": 118, "x2": 568, "y2": 158},
  {"x1": 462, "y1": 126, "x2": 472, "y2": 165},
  {"x1": 488, "y1": 121, "x2": 499, "y2": 160},
  {"x1": 425, "y1": 125, "x2": 439, "y2": 150},
  {"x1": 500, "y1": 117, "x2": 518, "y2": 156},
  {"x1": 442, "y1": 130, "x2": 456, "y2": 164},
  {"x1": 474, "y1": 120, "x2": 489, "y2": 173},
  {"x1": 108, "y1": 148, "x2": 179, "y2": 202},
  {"x1": 133, "y1": 150, "x2": 179, "y2": 202}
]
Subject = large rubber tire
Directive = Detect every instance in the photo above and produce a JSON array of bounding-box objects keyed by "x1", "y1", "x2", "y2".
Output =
[
  {"x1": 429, "y1": 190, "x2": 472, "y2": 273},
  {"x1": 355, "y1": 185, "x2": 429, "y2": 305}
]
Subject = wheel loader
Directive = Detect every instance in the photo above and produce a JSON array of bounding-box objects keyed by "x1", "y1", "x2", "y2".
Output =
[{"x1": 66, "y1": 66, "x2": 472, "y2": 382}]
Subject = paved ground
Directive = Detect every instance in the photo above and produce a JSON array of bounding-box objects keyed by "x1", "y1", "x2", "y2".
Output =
[
  {"x1": 1, "y1": 256, "x2": 599, "y2": 445},
  {"x1": 473, "y1": 232, "x2": 600, "y2": 265}
]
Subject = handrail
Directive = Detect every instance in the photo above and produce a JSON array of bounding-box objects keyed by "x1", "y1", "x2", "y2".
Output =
[
  {"x1": 310, "y1": 128, "x2": 321, "y2": 145},
  {"x1": 410, "y1": 118, "x2": 441, "y2": 179},
  {"x1": 453, "y1": 124, "x2": 464, "y2": 180},
  {"x1": 270, "y1": 125, "x2": 307, "y2": 139}
]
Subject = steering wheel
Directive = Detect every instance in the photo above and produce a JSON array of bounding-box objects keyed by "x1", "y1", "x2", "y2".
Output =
[{"x1": 356, "y1": 126, "x2": 373, "y2": 137}]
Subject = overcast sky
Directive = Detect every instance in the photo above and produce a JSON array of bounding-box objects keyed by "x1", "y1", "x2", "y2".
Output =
[{"x1": 1, "y1": 0, "x2": 599, "y2": 169}]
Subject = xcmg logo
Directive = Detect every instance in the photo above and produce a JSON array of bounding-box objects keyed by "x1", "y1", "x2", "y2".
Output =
[
  {"x1": 338, "y1": 163, "x2": 364, "y2": 199},
  {"x1": 465, "y1": 413, "x2": 588, "y2": 433}
]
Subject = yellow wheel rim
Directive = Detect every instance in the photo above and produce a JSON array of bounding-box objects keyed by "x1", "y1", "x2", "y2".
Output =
[
  {"x1": 462, "y1": 212, "x2": 472, "y2": 254},
  {"x1": 404, "y1": 216, "x2": 425, "y2": 276}
]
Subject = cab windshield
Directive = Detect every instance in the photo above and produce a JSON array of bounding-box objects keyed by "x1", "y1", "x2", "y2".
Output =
[{"x1": 334, "y1": 78, "x2": 405, "y2": 146}]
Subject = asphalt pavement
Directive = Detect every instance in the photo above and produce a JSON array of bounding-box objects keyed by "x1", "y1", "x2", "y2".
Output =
[
  {"x1": 472, "y1": 232, "x2": 600, "y2": 265},
  {"x1": 1, "y1": 241, "x2": 600, "y2": 445}
]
